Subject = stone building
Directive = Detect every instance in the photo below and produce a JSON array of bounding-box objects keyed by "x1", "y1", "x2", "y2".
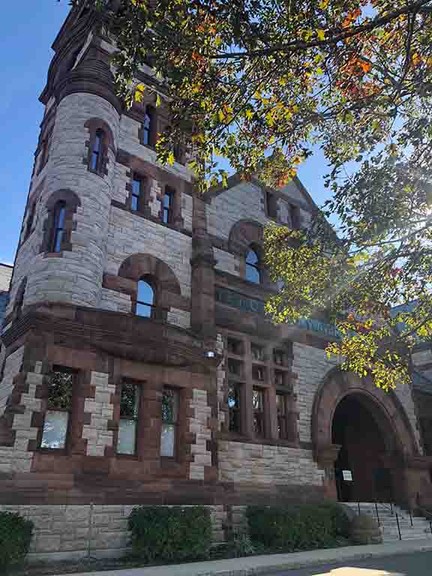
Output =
[
  {"x1": 0, "y1": 263, "x2": 12, "y2": 326},
  {"x1": 0, "y1": 3, "x2": 431, "y2": 560}
]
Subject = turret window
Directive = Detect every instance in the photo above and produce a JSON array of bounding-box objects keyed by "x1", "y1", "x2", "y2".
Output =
[
  {"x1": 23, "y1": 202, "x2": 36, "y2": 242},
  {"x1": 245, "y1": 248, "x2": 261, "y2": 284},
  {"x1": 89, "y1": 129, "x2": 104, "y2": 173},
  {"x1": 41, "y1": 190, "x2": 81, "y2": 256},
  {"x1": 50, "y1": 201, "x2": 66, "y2": 253},
  {"x1": 85, "y1": 118, "x2": 114, "y2": 178},
  {"x1": 136, "y1": 279, "x2": 155, "y2": 318}
]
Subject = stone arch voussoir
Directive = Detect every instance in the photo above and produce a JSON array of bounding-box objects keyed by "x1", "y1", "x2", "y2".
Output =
[{"x1": 312, "y1": 367, "x2": 418, "y2": 465}]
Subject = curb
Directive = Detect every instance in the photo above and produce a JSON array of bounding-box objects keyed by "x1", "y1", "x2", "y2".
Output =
[
  {"x1": 61, "y1": 540, "x2": 432, "y2": 576},
  {"x1": 232, "y1": 542, "x2": 432, "y2": 575}
]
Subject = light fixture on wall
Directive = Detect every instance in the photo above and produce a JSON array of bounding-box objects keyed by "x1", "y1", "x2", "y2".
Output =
[{"x1": 205, "y1": 350, "x2": 216, "y2": 359}]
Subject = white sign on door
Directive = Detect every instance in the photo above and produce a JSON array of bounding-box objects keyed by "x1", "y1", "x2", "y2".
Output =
[{"x1": 342, "y1": 470, "x2": 353, "y2": 482}]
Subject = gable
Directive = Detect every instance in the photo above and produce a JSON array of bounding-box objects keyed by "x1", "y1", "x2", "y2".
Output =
[{"x1": 205, "y1": 174, "x2": 317, "y2": 242}]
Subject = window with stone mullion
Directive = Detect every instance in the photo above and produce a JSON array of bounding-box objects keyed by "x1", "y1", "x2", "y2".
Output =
[
  {"x1": 160, "y1": 387, "x2": 179, "y2": 458},
  {"x1": 40, "y1": 368, "x2": 74, "y2": 450},
  {"x1": 252, "y1": 387, "x2": 265, "y2": 437},
  {"x1": 117, "y1": 382, "x2": 140, "y2": 455}
]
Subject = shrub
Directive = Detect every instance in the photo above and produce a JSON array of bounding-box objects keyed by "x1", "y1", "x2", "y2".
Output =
[
  {"x1": 246, "y1": 502, "x2": 350, "y2": 552},
  {"x1": 128, "y1": 506, "x2": 212, "y2": 563},
  {"x1": 0, "y1": 512, "x2": 33, "y2": 571}
]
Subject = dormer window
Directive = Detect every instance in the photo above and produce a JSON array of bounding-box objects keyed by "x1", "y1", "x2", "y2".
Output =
[
  {"x1": 245, "y1": 248, "x2": 261, "y2": 284},
  {"x1": 290, "y1": 204, "x2": 301, "y2": 229},
  {"x1": 136, "y1": 279, "x2": 155, "y2": 318},
  {"x1": 266, "y1": 191, "x2": 278, "y2": 219}
]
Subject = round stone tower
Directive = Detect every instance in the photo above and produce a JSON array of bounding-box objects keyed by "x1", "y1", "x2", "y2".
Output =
[{"x1": 7, "y1": 7, "x2": 121, "y2": 317}]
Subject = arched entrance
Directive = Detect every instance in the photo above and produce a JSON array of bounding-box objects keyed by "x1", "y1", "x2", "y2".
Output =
[
  {"x1": 312, "y1": 369, "x2": 420, "y2": 505},
  {"x1": 332, "y1": 394, "x2": 394, "y2": 502}
]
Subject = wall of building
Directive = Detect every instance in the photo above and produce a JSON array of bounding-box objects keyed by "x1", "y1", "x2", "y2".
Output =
[
  {"x1": 0, "y1": 503, "x2": 226, "y2": 561},
  {"x1": 218, "y1": 441, "x2": 324, "y2": 486},
  {"x1": 0, "y1": 263, "x2": 12, "y2": 326}
]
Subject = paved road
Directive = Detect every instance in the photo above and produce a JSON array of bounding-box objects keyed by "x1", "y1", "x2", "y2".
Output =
[{"x1": 273, "y1": 550, "x2": 432, "y2": 575}]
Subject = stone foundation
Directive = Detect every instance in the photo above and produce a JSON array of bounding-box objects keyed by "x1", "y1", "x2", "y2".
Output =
[{"x1": 0, "y1": 504, "x2": 226, "y2": 562}]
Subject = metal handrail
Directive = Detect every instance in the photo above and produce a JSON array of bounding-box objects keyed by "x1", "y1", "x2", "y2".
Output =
[
  {"x1": 355, "y1": 499, "x2": 418, "y2": 541},
  {"x1": 414, "y1": 498, "x2": 432, "y2": 535}
]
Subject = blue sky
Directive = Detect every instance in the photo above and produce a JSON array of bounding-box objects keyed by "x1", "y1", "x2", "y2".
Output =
[
  {"x1": 0, "y1": 1, "x2": 70, "y2": 264},
  {"x1": 0, "y1": 1, "x2": 330, "y2": 265}
]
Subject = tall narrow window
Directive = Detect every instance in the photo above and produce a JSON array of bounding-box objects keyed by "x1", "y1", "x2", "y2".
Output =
[
  {"x1": 131, "y1": 174, "x2": 144, "y2": 212},
  {"x1": 228, "y1": 383, "x2": 241, "y2": 433},
  {"x1": 276, "y1": 393, "x2": 289, "y2": 440},
  {"x1": 40, "y1": 369, "x2": 74, "y2": 450},
  {"x1": 136, "y1": 279, "x2": 155, "y2": 318},
  {"x1": 290, "y1": 204, "x2": 301, "y2": 229},
  {"x1": 251, "y1": 343, "x2": 265, "y2": 362},
  {"x1": 50, "y1": 201, "x2": 66, "y2": 253},
  {"x1": 161, "y1": 187, "x2": 175, "y2": 224},
  {"x1": 252, "y1": 388, "x2": 265, "y2": 437},
  {"x1": 90, "y1": 129, "x2": 104, "y2": 172},
  {"x1": 37, "y1": 127, "x2": 53, "y2": 175},
  {"x1": 142, "y1": 106, "x2": 155, "y2": 147},
  {"x1": 24, "y1": 203, "x2": 36, "y2": 241},
  {"x1": 160, "y1": 388, "x2": 179, "y2": 457},
  {"x1": 266, "y1": 191, "x2": 278, "y2": 219},
  {"x1": 13, "y1": 278, "x2": 27, "y2": 319},
  {"x1": 117, "y1": 382, "x2": 140, "y2": 455},
  {"x1": 245, "y1": 248, "x2": 261, "y2": 284}
]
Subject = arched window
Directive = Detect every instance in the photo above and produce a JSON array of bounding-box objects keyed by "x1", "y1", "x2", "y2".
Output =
[
  {"x1": 142, "y1": 106, "x2": 155, "y2": 147},
  {"x1": 50, "y1": 201, "x2": 66, "y2": 253},
  {"x1": 90, "y1": 128, "x2": 104, "y2": 172},
  {"x1": 136, "y1": 279, "x2": 155, "y2": 317},
  {"x1": 245, "y1": 248, "x2": 261, "y2": 284}
]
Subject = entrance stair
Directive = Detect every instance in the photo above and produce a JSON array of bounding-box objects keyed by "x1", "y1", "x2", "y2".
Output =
[{"x1": 344, "y1": 502, "x2": 432, "y2": 542}]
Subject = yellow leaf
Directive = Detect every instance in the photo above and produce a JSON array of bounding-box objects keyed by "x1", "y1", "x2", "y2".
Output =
[
  {"x1": 167, "y1": 151, "x2": 175, "y2": 165},
  {"x1": 156, "y1": 93, "x2": 162, "y2": 107},
  {"x1": 134, "y1": 83, "x2": 145, "y2": 103},
  {"x1": 317, "y1": 30, "x2": 325, "y2": 41},
  {"x1": 245, "y1": 109, "x2": 254, "y2": 120},
  {"x1": 218, "y1": 109, "x2": 226, "y2": 122}
]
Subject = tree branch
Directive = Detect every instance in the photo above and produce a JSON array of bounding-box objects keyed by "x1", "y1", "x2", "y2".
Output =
[{"x1": 209, "y1": 0, "x2": 431, "y2": 60}]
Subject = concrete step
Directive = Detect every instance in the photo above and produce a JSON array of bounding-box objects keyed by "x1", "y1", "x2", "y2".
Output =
[{"x1": 344, "y1": 502, "x2": 432, "y2": 543}]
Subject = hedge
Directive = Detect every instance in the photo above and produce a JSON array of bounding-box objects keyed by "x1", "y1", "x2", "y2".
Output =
[
  {"x1": 246, "y1": 502, "x2": 350, "y2": 552},
  {"x1": 0, "y1": 512, "x2": 33, "y2": 571},
  {"x1": 128, "y1": 506, "x2": 212, "y2": 563}
]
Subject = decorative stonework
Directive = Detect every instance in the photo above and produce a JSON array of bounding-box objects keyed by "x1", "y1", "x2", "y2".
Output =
[
  {"x1": 0, "y1": 358, "x2": 43, "y2": 473},
  {"x1": 82, "y1": 371, "x2": 115, "y2": 457},
  {"x1": 189, "y1": 389, "x2": 212, "y2": 480}
]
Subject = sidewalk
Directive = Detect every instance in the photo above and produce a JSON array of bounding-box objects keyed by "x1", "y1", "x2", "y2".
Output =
[{"x1": 64, "y1": 538, "x2": 432, "y2": 576}]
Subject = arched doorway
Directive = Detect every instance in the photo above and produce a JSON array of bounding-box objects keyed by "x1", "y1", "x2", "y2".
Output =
[
  {"x1": 311, "y1": 369, "x2": 420, "y2": 506},
  {"x1": 332, "y1": 394, "x2": 393, "y2": 502}
]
